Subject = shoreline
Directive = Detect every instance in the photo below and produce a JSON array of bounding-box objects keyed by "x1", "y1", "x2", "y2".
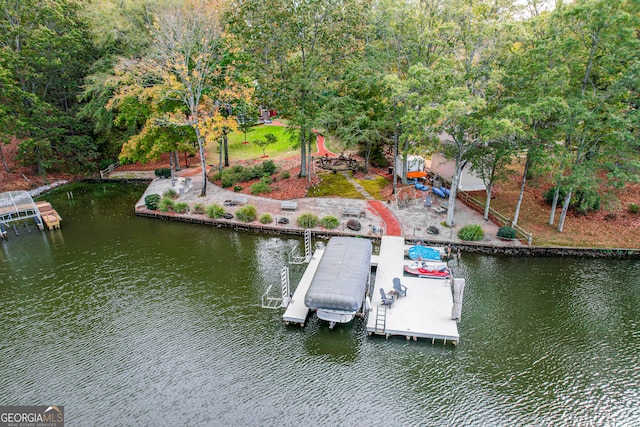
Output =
[{"x1": 113, "y1": 176, "x2": 639, "y2": 259}]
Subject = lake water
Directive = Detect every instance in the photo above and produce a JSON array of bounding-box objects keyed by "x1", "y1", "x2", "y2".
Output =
[{"x1": 1, "y1": 183, "x2": 639, "y2": 426}]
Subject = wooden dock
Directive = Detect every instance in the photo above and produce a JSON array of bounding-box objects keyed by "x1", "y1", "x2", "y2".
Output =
[
  {"x1": 282, "y1": 248, "x2": 325, "y2": 326},
  {"x1": 366, "y1": 236, "x2": 460, "y2": 344},
  {"x1": 36, "y1": 201, "x2": 62, "y2": 230}
]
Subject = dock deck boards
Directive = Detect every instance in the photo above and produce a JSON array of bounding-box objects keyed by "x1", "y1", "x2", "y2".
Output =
[
  {"x1": 282, "y1": 248, "x2": 324, "y2": 325},
  {"x1": 366, "y1": 236, "x2": 459, "y2": 343}
]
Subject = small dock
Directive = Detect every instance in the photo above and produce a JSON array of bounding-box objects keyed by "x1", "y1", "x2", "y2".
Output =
[
  {"x1": 366, "y1": 236, "x2": 460, "y2": 344},
  {"x1": 283, "y1": 248, "x2": 325, "y2": 326},
  {"x1": 36, "y1": 202, "x2": 62, "y2": 230}
]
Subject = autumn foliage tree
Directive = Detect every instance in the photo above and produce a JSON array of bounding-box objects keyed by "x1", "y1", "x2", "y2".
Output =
[{"x1": 108, "y1": 0, "x2": 247, "y2": 196}]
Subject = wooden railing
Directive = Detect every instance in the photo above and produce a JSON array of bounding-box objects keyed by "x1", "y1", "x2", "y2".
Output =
[
  {"x1": 100, "y1": 161, "x2": 120, "y2": 178},
  {"x1": 456, "y1": 189, "x2": 533, "y2": 246}
]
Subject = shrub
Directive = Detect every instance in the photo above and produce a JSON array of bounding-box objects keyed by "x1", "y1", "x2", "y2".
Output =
[
  {"x1": 173, "y1": 202, "x2": 189, "y2": 214},
  {"x1": 280, "y1": 170, "x2": 290, "y2": 179},
  {"x1": 262, "y1": 160, "x2": 277, "y2": 175},
  {"x1": 158, "y1": 197, "x2": 174, "y2": 212},
  {"x1": 236, "y1": 205, "x2": 257, "y2": 222},
  {"x1": 458, "y1": 224, "x2": 484, "y2": 241},
  {"x1": 206, "y1": 203, "x2": 225, "y2": 218},
  {"x1": 221, "y1": 177, "x2": 234, "y2": 188},
  {"x1": 154, "y1": 168, "x2": 171, "y2": 179},
  {"x1": 163, "y1": 188, "x2": 178, "y2": 199},
  {"x1": 297, "y1": 212, "x2": 319, "y2": 228},
  {"x1": 321, "y1": 216, "x2": 339, "y2": 229},
  {"x1": 497, "y1": 226, "x2": 517, "y2": 239},
  {"x1": 629, "y1": 203, "x2": 639, "y2": 214},
  {"x1": 144, "y1": 194, "x2": 161, "y2": 210},
  {"x1": 543, "y1": 186, "x2": 601, "y2": 214},
  {"x1": 250, "y1": 180, "x2": 271, "y2": 195},
  {"x1": 259, "y1": 213, "x2": 273, "y2": 224},
  {"x1": 234, "y1": 185, "x2": 243, "y2": 192},
  {"x1": 192, "y1": 203, "x2": 205, "y2": 214}
]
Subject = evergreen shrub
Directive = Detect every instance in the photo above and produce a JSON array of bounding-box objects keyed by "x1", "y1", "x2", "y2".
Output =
[
  {"x1": 321, "y1": 216, "x2": 339, "y2": 229},
  {"x1": 155, "y1": 168, "x2": 171, "y2": 179},
  {"x1": 297, "y1": 213, "x2": 319, "y2": 228},
  {"x1": 206, "y1": 203, "x2": 225, "y2": 218},
  {"x1": 144, "y1": 194, "x2": 161, "y2": 210},
  {"x1": 458, "y1": 224, "x2": 484, "y2": 241},
  {"x1": 497, "y1": 226, "x2": 517, "y2": 239},
  {"x1": 236, "y1": 205, "x2": 257, "y2": 222},
  {"x1": 259, "y1": 213, "x2": 273, "y2": 224}
]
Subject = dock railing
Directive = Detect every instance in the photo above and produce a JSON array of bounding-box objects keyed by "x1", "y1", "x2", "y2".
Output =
[
  {"x1": 100, "y1": 161, "x2": 120, "y2": 178},
  {"x1": 455, "y1": 189, "x2": 533, "y2": 246}
]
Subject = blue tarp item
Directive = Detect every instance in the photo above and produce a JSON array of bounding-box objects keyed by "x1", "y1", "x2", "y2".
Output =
[
  {"x1": 304, "y1": 237, "x2": 372, "y2": 312},
  {"x1": 408, "y1": 245, "x2": 441, "y2": 261}
]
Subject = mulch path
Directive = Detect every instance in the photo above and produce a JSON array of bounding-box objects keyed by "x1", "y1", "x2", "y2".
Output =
[{"x1": 368, "y1": 200, "x2": 402, "y2": 236}]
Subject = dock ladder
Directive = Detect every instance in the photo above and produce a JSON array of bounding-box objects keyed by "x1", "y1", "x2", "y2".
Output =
[
  {"x1": 261, "y1": 267, "x2": 291, "y2": 309},
  {"x1": 288, "y1": 229, "x2": 312, "y2": 264},
  {"x1": 374, "y1": 306, "x2": 387, "y2": 336}
]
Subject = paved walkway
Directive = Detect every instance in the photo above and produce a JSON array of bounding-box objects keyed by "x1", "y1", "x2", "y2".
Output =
[{"x1": 116, "y1": 166, "x2": 521, "y2": 246}]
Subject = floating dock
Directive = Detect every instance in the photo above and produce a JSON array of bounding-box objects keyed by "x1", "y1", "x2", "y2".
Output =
[
  {"x1": 282, "y1": 248, "x2": 325, "y2": 326},
  {"x1": 366, "y1": 236, "x2": 460, "y2": 344},
  {"x1": 36, "y1": 201, "x2": 62, "y2": 230}
]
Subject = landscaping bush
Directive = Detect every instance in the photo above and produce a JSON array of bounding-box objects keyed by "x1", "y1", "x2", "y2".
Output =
[
  {"x1": 192, "y1": 203, "x2": 205, "y2": 214},
  {"x1": 236, "y1": 204, "x2": 257, "y2": 222},
  {"x1": 280, "y1": 170, "x2": 290, "y2": 180},
  {"x1": 154, "y1": 168, "x2": 171, "y2": 179},
  {"x1": 234, "y1": 185, "x2": 243, "y2": 192},
  {"x1": 259, "y1": 213, "x2": 273, "y2": 224},
  {"x1": 497, "y1": 226, "x2": 517, "y2": 239},
  {"x1": 206, "y1": 203, "x2": 225, "y2": 218},
  {"x1": 297, "y1": 212, "x2": 319, "y2": 228},
  {"x1": 262, "y1": 160, "x2": 277, "y2": 175},
  {"x1": 629, "y1": 203, "x2": 639, "y2": 214},
  {"x1": 163, "y1": 188, "x2": 178, "y2": 199},
  {"x1": 158, "y1": 197, "x2": 174, "y2": 212},
  {"x1": 457, "y1": 224, "x2": 484, "y2": 241},
  {"x1": 173, "y1": 202, "x2": 189, "y2": 214},
  {"x1": 321, "y1": 216, "x2": 339, "y2": 229},
  {"x1": 221, "y1": 177, "x2": 234, "y2": 188},
  {"x1": 250, "y1": 180, "x2": 271, "y2": 195},
  {"x1": 144, "y1": 194, "x2": 161, "y2": 210}
]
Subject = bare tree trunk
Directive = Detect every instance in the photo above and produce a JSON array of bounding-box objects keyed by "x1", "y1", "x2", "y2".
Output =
[
  {"x1": 548, "y1": 185, "x2": 560, "y2": 225},
  {"x1": 0, "y1": 143, "x2": 10, "y2": 173},
  {"x1": 307, "y1": 132, "x2": 312, "y2": 184},
  {"x1": 483, "y1": 183, "x2": 492, "y2": 221},
  {"x1": 194, "y1": 127, "x2": 207, "y2": 197},
  {"x1": 173, "y1": 151, "x2": 181, "y2": 171},
  {"x1": 446, "y1": 161, "x2": 464, "y2": 227},
  {"x1": 223, "y1": 134, "x2": 229, "y2": 167},
  {"x1": 169, "y1": 149, "x2": 176, "y2": 187},
  {"x1": 218, "y1": 140, "x2": 223, "y2": 176},
  {"x1": 513, "y1": 155, "x2": 530, "y2": 227},
  {"x1": 557, "y1": 187, "x2": 572, "y2": 232},
  {"x1": 300, "y1": 129, "x2": 307, "y2": 177}
]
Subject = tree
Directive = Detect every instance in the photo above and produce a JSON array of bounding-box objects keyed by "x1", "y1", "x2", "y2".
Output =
[
  {"x1": 0, "y1": 0, "x2": 98, "y2": 174},
  {"x1": 228, "y1": 0, "x2": 370, "y2": 180},
  {"x1": 550, "y1": 0, "x2": 640, "y2": 231},
  {"x1": 253, "y1": 133, "x2": 277, "y2": 157},
  {"x1": 108, "y1": 0, "x2": 245, "y2": 197}
]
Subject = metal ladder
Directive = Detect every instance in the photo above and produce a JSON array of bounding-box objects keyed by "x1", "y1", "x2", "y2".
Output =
[
  {"x1": 375, "y1": 306, "x2": 387, "y2": 335},
  {"x1": 261, "y1": 267, "x2": 291, "y2": 309},
  {"x1": 288, "y1": 229, "x2": 312, "y2": 264}
]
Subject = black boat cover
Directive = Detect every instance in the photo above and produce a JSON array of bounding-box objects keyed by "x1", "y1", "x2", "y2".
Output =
[{"x1": 304, "y1": 237, "x2": 372, "y2": 312}]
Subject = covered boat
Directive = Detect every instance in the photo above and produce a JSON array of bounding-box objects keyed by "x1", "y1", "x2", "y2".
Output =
[{"x1": 304, "y1": 237, "x2": 372, "y2": 328}]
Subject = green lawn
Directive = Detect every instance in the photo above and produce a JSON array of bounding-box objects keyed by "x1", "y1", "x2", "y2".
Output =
[
  {"x1": 307, "y1": 171, "x2": 365, "y2": 199},
  {"x1": 208, "y1": 124, "x2": 299, "y2": 162},
  {"x1": 356, "y1": 175, "x2": 390, "y2": 200}
]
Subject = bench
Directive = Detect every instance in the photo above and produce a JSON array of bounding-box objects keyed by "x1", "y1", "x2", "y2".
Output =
[
  {"x1": 280, "y1": 201, "x2": 298, "y2": 211},
  {"x1": 342, "y1": 207, "x2": 366, "y2": 218}
]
